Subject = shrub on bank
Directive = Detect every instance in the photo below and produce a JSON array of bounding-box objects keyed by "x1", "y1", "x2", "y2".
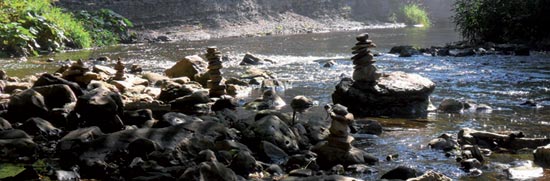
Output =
[
  {"x1": 0, "y1": 0, "x2": 134, "y2": 57},
  {"x1": 453, "y1": 0, "x2": 550, "y2": 44},
  {"x1": 399, "y1": 4, "x2": 431, "y2": 27}
]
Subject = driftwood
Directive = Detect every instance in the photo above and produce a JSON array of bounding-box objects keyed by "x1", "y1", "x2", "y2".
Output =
[{"x1": 458, "y1": 128, "x2": 550, "y2": 150}]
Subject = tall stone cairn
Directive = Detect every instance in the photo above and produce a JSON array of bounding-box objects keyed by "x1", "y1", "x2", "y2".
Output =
[
  {"x1": 113, "y1": 58, "x2": 126, "y2": 80},
  {"x1": 205, "y1": 46, "x2": 226, "y2": 97},
  {"x1": 351, "y1": 33, "x2": 381, "y2": 82}
]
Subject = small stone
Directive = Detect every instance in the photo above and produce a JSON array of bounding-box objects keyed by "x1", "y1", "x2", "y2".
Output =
[{"x1": 356, "y1": 33, "x2": 369, "y2": 42}]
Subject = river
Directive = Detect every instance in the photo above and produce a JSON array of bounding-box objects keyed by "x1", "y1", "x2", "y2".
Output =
[{"x1": 1, "y1": 24, "x2": 549, "y2": 180}]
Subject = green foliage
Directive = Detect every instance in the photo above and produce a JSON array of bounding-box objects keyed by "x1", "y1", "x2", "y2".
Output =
[
  {"x1": 0, "y1": 0, "x2": 91, "y2": 56},
  {"x1": 75, "y1": 9, "x2": 135, "y2": 46},
  {"x1": 453, "y1": 0, "x2": 550, "y2": 43},
  {"x1": 398, "y1": 4, "x2": 431, "y2": 27},
  {"x1": 0, "y1": 163, "x2": 25, "y2": 178}
]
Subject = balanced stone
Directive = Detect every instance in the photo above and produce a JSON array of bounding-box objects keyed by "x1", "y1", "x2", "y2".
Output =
[
  {"x1": 353, "y1": 65, "x2": 380, "y2": 82},
  {"x1": 113, "y1": 58, "x2": 126, "y2": 80},
  {"x1": 356, "y1": 33, "x2": 369, "y2": 42},
  {"x1": 205, "y1": 46, "x2": 226, "y2": 97}
]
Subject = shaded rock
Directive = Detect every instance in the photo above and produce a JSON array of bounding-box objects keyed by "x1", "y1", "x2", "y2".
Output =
[
  {"x1": 458, "y1": 128, "x2": 550, "y2": 150},
  {"x1": 355, "y1": 119, "x2": 382, "y2": 135},
  {"x1": 428, "y1": 134, "x2": 458, "y2": 151},
  {"x1": 158, "y1": 112, "x2": 203, "y2": 127},
  {"x1": 7, "y1": 89, "x2": 49, "y2": 123},
  {"x1": 123, "y1": 109, "x2": 156, "y2": 128},
  {"x1": 259, "y1": 141, "x2": 289, "y2": 165},
  {"x1": 73, "y1": 87, "x2": 124, "y2": 133},
  {"x1": 240, "y1": 53, "x2": 265, "y2": 65},
  {"x1": 229, "y1": 150, "x2": 258, "y2": 178},
  {"x1": 33, "y1": 74, "x2": 83, "y2": 96},
  {"x1": 265, "y1": 164, "x2": 283, "y2": 176},
  {"x1": 93, "y1": 65, "x2": 116, "y2": 75},
  {"x1": 20, "y1": 117, "x2": 61, "y2": 138},
  {"x1": 127, "y1": 138, "x2": 159, "y2": 158},
  {"x1": 534, "y1": 144, "x2": 550, "y2": 168},
  {"x1": 158, "y1": 84, "x2": 196, "y2": 103},
  {"x1": 289, "y1": 168, "x2": 312, "y2": 177},
  {"x1": 312, "y1": 144, "x2": 377, "y2": 169},
  {"x1": 461, "y1": 158, "x2": 482, "y2": 170},
  {"x1": 381, "y1": 166, "x2": 421, "y2": 180},
  {"x1": 33, "y1": 84, "x2": 77, "y2": 110},
  {"x1": 165, "y1": 55, "x2": 207, "y2": 80},
  {"x1": 281, "y1": 175, "x2": 363, "y2": 181},
  {"x1": 0, "y1": 129, "x2": 37, "y2": 159},
  {"x1": 169, "y1": 90, "x2": 211, "y2": 115},
  {"x1": 211, "y1": 95, "x2": 238, "y2": 111},
  {"x1": 0, "y1": 117, "x2": 12, "y2": 130},
  {"x1": 333, "y1": 71, "x2": 435, "y2": 118},
  {"x1": 389, "y1": 45, "x2": 420, "y2": 57},
  {"x1": 244, "y1": 114, "x2": 299, "y2": 152},
  {"x1": 514, "y1": 46, "x2": 530, "y2": 56},
  {"x1": 406, "y1": 170, "x2": 452, "y2": 181},
  {"x1": 3, "y1": 82, "x2": 32, "y2": 94},
  {"x1": 244, "y1": 89, "x2": 286, "y2": 110},
  {"x1": 197, "y1": 161, "x2": 239, "y2": 181},
  {"x1": 285, "y1": 151, "x2": 318, "y2": 171},
  {"x1": 438, "y1": 99, "x2": 464, "y2": 113}
]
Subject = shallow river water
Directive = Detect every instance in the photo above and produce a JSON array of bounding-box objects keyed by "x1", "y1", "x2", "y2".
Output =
[{"x1": 1, "y1": 25, "x2": 549, "y2": 180}]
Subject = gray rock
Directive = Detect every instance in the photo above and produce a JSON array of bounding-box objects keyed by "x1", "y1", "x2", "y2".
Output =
[
  {"x1": 244, "y1": 114, "x2": 299, "y2": 152},
  {"x1": 229, "y1": 150, "x2": 257, "y2": 178},
  {"x1": 428, "y1": 134, "x2": 458, "y2": 151},
  {"x1": 381, "y1": 166, "x2": 421, "y2": 180},
  {"x1": 7, "y1": 89, "x2": 49, "y2": 123},
  {"x1": 33, "y1": 84, "x2": 77, "y2": 109},
  {"x1": 240, "y1": 53, "x2": 264, "y2": 65},
  {"x1": 406, "y1": 170, "x2": 452, "y2": 181},
  {"x1": 389, "y1": 45, "x2": 420, "y2": 57},
  {"x1": 20, "y1": 117, "x2": 61, "y2": 138},
  {"x1": 534, "y1": 144, "x2": 550, "y2": 168},
  {"x1": 333, "y1": 71, "x2": 435, "y2": 118},
  {"x1": 355, "y1": 119, "x2": 382, "y2": 135},
  {"x1": 73, "y1": 87, "x2": 124, "y2": 133},
  {"x1": 0, "y1": 129, "x2": 37, "y2": 159},
  {"x1": 259, "y1": 141, "x2": 289, "y2": 165},
  {"x1": 0, "y1": 117, "x2": 12, "y2": 130},
  {"x1": 438, "y1": 99, "x2": 464, "y2": 113}
]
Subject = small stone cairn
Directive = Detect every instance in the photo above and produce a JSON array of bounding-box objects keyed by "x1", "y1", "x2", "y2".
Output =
[
  {"x1": 325, "y1": 104, "x2": 355, "y2": 150},
  {"x1": 62, "y1": 59, "x2": 89, "y2": 79},
  {"x1": 351, "y1": 33, "x2": 381, "y2": 82},
  {"x1": 113, "y1": 58, "x2": 126, "y2": 80},
  {"x1": 205, "y1": 46, "x2": 226, "y2": 97}
]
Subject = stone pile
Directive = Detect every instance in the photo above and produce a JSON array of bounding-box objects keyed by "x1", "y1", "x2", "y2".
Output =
[
  {"x1": 113, "y1": 58, "x2": 126, "y2": 80},
  {"x1": 351, "y1": 33, "x2": 381, "y2": 82},
  {"x1": 205, "y1": 46, "x2": 226, "y2": 97},
  {"x1": 62, "y1": 59, "x2": 89, "y2": 80}
]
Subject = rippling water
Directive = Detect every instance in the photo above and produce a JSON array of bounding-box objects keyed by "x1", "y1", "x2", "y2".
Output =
[{"x1": 1, "y1": 25, "x2": 549, "y2": 180}]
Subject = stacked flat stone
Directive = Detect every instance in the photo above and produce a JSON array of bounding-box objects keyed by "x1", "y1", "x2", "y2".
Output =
[
  {"x1": 205, "y1": 46, "x2": 226, "y2": 97},
  {"x1": 351, "y1": 33, "x2": 381, "y2": 82},
  {"x1": 113, "y1": 58, "x2": 126, "y2": 80},
  {"x1": 62, "y1": 59, "x2": 89, "y2": 78}
]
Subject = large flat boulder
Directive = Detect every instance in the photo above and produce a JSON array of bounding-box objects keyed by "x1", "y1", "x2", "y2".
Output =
[
  {"x1": 332, "y1": 71, "x2": 435, "y2": 118},
  {"x1": 164, "y1": 55, "x2": 207, "y2": 80}
]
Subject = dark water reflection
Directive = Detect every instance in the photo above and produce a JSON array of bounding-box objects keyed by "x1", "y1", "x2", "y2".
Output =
[{"x1": 1, "y1": 25, "x2": 549, "y2": 180}]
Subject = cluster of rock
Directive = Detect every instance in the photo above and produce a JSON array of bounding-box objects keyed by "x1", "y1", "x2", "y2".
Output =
[
  {"x1": 0, "y1": 53, "x2": 393, "y2": 180},
  {"x1": 389, "y1": 42, "x2": 531, "y2": 57},
  {"x1": 332, "y1": 33, "x2": 436, "y2": 118}
]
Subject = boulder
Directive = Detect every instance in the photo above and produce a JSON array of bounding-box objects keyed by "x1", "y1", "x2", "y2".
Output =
[
  {"x1": 381, "y1": 166, "x2": 421, "y2": 180},
  {"x1": 534, "y1": 144, "x2": 550, "y2": 167},
  {"x1": 7, "y1": 89, "x2": 49, "y2": 123},
  {"x1": 258, "y1": 141, "x2": 289, "y2": 165},
  {"x1": 458, "y1": 128, "x2": 550, "y2": 150},
  {"x1": 449, "y1": 48, "x2": 475, "y2": 57},
  {"x1": 244, "y1": 114, "x2": 299, "y2": 152},
  {"x1": 333, "y1": 71, "x2": 435, "y2": 118},
  {"x1": 123, "y1": 109, "x2": 156, "y2": 128},
  {"x1": 355, "y1": 119, "x2": 382, "y2": 135},
  {"x1": 312, "y1": 144, "x2": 377, "y2": 169},
  {"x1": 165, "y1": 55, "x2": 207, "y2": 80},
  {"x1": 180, "y1": 161, "x2": 238, "y2": 181},
  {"x1": 158, "y1": 84, "x2": 197, "y2": 103},
  {"x1": 229, "y1": 150, "x2": 258, "y2": 178},
  {"x1": 142, "y1": 72, "x2": 169, "y2": 85},
  {"x1": 0, "y1": 129, "x2": 37, "y2": 159},
  {"x1": 240, "y1": 53, "x2": 265, "y2": 65},
  {"x1": 33, "y1": 74, "x2": 83, "y2": 96},
  {"x1": 389, "y1": 45, "x2": 420, "y2": 57},
  {"x1": 32, "y1": 84, "x2": 77, "y2": 110},
  {"x1": 438, "y1": 99, "x2": 464, "y2": 113},
  {"x1": 169, "y1": 90, "x2": 210, "y2": 115},
  {"x1": 0, "y1": 117, "x2": 12, "y2": 130},
  {"x1": 157, "y1": 112, "x2": 203, "y2": 127},
  {"x1": 73, "y1": 87, "x2": 124, "y2": 133},
  {"x1": 406, "y1": 170, "x2": 452, "y2": 181},
  {"x1": 428, "y1": 134, "x2": 458, "y2": 151},
  {"x1": 19, "y1": 117, "x2": 62, "y2": 138}
]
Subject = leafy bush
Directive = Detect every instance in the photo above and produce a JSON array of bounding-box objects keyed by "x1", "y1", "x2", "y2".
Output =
[
  {"x1": 453, "y1": 0, "x2": 550, "y2": 44},
  {"x1": 75, "y1": 9, "x2": 135, "y2": 46},
  {"x1": 0, "y1": 0, "x2": 91, "y2": 56},
  {"x1": 398, "y1": 4, "x2": 431, "y2": 27}
]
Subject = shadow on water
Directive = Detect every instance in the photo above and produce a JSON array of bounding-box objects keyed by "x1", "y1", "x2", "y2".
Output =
[{"x1": 1, "y1": 24, "x2": 550, "y2": 180}]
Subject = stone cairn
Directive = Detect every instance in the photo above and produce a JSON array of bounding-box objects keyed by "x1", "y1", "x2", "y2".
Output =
[
  {"x1": 113, "y1": 58, "x2": 126, "y2": 80},
  {"x1": 325, "y1": 104, "x2": 355, "y2": 151},
  {"x1": 62, "y1": 59, "x2": 89, "y2": 79},
  {"x1": 205, "y1": 46, "x2": 226, "y2": 97},
  {"x1": 351, "y1": 33, "x2": 381, "y2": 82}
]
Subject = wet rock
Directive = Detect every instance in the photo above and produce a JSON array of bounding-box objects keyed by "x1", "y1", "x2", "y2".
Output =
[
  {"x1": 506, "y1": 160, "x2": 543, "y2": 180},
  {"x1": 355, "y1": 119, "x2": 382, "y2": 135},
  {"x1": 259, "y1": 141, "x2": 289, "y2": 165},
  {"x1": 333, "y1": 71, "x2": 435, "y2": 118},
  {"x1": 428, "y1": 133, "x2": 458, "y2": 151},
  {"x1": 165, "y1": 55, "x2": 207, "y2": 80},
  {"x1": 520, "y1": 99, "x2": 538, "y2": 107},
  {"x1": 438, "y1": 99, "x2": 464, "y2": 113},
  {"x1": 389, "y1": 45, "x2": 420, "y2": 57},
  {"x1": 128, "y1": 138, "x2": 159, "y2": 158},
  {"x1": 73, "y1": 87, "x2": 125, "y2": 133},
  {"x1": 229, "y1": 150, "x2": 258, "y2": 178},
  {"x1": 285, "y1": 151, "x2": 318, "y2": 170},
  {"x1": 244, "y1": 113, "x2": 299, "y2": 152},
  {"x1": 534, "y1": 144, "x2": 550, "y2": 167},
  {"x1": 240, "y1": 53, "x2": 265, "y2": 65},
  {"x1": 20, "y1": 117, "x2": 61, "y2": 138},
  {"x1": 244, "y1": 89, "x2": 286, "y2": 110},
  {"x1": 7, "y1": 89, "x2": 49, "y2": 123},
  {"x1": 33, "y1": 74, "x2": 83, "y2": 96},
  {"x1": 381, "y1": 166, "x2": 421, "y2": 180},
  {"x1": 346, "y1": 164, "x2": 375, "y2": 174},
  {"x1": 123, "y1": 109, "x2": 156, "y2": 128},
  {"x1": 461, "y1": 158, "x2": 482, "y2": 170},
  {"x1": 266, "y1": 164, "x2": 283, "y2": 176},
  {"x1": 33, "y1": 84, "x2": 77, "y2": 109},
  {"x1": 458, "y1": 128, "x2": 550, "y2": 150},
  {"x1": 323, "y1": 60, "x2": 335, "y2": 67},
  {"x1": 158, "y1": 84, "x2": 196, "y2": 103},
  {"x1": 211, "y1": 95, "x2": 238, "y2": 111},
  {"x1": 449, "y1": 48, "x2": 475, "y2": 57},
  {"x1": 406, "y1": 170, "x2": 452, "y2": 181}
]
